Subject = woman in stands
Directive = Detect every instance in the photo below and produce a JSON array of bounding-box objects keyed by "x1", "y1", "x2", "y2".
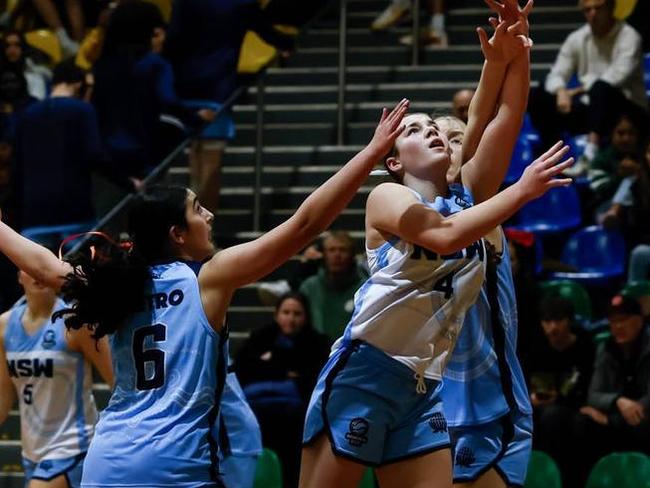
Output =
[
  {"x1": 299, "y1": 6, "x2": 572, "y2": 488},
  {"x1": 0, "y1": 99, "x2": 409, "y2": 487},
  {"x1": 0, "y1": 268, "x2": 113, "y2": 488}
]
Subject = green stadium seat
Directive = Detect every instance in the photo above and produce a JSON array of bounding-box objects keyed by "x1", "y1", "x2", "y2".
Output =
[
  {"x1": 253, "y1": 448, "x2": 282, "y2": 488},
  {"x1": 359, "y1": 468, "x2": 376, "y2": 488},
  {"x1": 540, "y1": 280, "x2": 592, "y2": 321},
  {"x1": 585, "y1": 452, "x2": 650, "y2": 488},
  {"x1": 524, "y1": 451, "x2": 562, "y2": 488},
  {"x1": 622, "y1": 281, "x2": 650, "y2": 299}
]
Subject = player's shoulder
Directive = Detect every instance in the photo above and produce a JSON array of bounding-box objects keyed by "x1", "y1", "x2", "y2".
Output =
[{"x1": 368, "y1": 182, "x2": 417, "y2": 203}]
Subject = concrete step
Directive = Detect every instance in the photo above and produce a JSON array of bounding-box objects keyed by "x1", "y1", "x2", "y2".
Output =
[{"x1": 221, "y1": 145, "x2": 364, "y2": 166}]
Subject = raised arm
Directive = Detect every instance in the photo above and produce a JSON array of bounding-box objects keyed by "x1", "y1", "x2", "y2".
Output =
[
  {"x1": 461, "y1": 0, "x2": 533, "y2": 166},
  {"x1": 200, "y1": 99, "x2": 409, "y2": 293},
  {"x1": 0, "y1": 211, "x2": 73, "y2": 290},
  {"x1": 0, "y1": 312, "x2": 17, "y2": 426},
  {"x1": 368, "y1": 142, "x2": 572, "y2": 254}
]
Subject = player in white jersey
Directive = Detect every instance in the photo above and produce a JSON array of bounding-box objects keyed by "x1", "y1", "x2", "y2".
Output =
[
  {"x1": 300, "y1": 8, "x2": 573, "y2": 488},
  {"x1": 0, "y1": 100, "x2": 409, "y2": 487},
  {"x1": 0, "y1": 271, "x2": 113, "y2": 488}
]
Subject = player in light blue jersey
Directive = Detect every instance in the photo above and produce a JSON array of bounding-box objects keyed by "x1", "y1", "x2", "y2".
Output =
[
  {"x1": 0, "y1": 271, "x2": 113, "y2": 488},
  {"x1": 0, "y1": 98, "x2": 410, "y2": 488},
  {"x1": 436, "y1": 2, "x2": 542, "y2": 486},
  {"x1": 300, "y1": 9, "x2": 573, "y2": 488}
]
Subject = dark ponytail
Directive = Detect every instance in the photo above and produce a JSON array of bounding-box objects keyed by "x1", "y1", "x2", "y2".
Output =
[{"x1": 54, "y1": 185, "x2": 189, "y2": 339}]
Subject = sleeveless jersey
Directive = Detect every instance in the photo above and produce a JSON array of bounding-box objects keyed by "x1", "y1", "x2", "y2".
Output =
[
  {"x1": 335, "y1": 184, "x2": 486, "y2": 380},
  {"x1": 442, "y1": 232, "x2": 532, "y2": 427},
  {"x1": 3, "y1": 299, "x2": 97, "y2": 462},
  {"x1": 82, "y1": 261, "x2": 228, "y2": 487}
]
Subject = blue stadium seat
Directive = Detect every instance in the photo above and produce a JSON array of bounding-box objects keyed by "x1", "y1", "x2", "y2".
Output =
[
  {"x1": 513, "y1": 185, "x2": 581, "y2": 234},
  {"x1": 550, "y1": 226, "x2": 626, "y2": 284},
  {"x1": 505, "y1": 135, "x2": 535, "y2": 184}
]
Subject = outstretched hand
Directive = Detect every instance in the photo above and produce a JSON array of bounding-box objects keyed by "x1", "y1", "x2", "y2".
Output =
[
  {"x1": 485, "y1": 0, "x2": 533, "y2": 37},
  {"x1": 517, "y1": 140, "x2": 573, "y2": 201},
  {"x1": 477, "y1": 19, "x2": 530, "y2": 65},
  {"x1": 369, "y1": 98, "x2": 410, "y2": 158}
]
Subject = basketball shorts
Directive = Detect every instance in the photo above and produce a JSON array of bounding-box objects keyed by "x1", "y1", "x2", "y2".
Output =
[
  {"x1": 303, "y1": 340, "x2": 451, "y2": 466},
  {"x1": 23, "y1": 453, "x2": 86, "y2": 488},
  {"x1": 450, "y1": 409, "x2": 533, "y2": 487}
]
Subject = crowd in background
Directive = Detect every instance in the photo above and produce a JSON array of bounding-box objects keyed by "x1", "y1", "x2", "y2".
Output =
[{"x1": 0, "y1": 1, "x2": 649, "y2": 487}]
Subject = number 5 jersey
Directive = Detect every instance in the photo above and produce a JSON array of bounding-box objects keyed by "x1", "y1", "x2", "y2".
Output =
[{"x1": 3, "y1": 299, "x2": 98, "y2": 463}]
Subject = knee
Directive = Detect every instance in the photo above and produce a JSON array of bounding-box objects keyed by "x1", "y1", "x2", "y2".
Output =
[{"x1": 588, "y1": 80, "x2": 617, "y2": 99}]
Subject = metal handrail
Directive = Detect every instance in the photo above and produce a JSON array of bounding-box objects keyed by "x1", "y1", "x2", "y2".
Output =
[{"x1": 336, "y1": 0, "x2": 348, "y2": 146}]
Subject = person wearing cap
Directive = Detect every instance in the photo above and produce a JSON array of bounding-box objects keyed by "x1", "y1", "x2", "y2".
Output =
[{"x1": 574, "y1": 294, "x2": 650, "y2": 483}]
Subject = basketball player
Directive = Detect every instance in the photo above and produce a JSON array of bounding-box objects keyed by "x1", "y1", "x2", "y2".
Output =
[
  {"x1": 0, "y1": 99, "x2": 409, "y2": 487},
  {"x1": 0, "y1": 271, "x2": 113, "y2": 488},
  {"x1": 436, "y1": 2, "x2": 536, "y2": 486}
]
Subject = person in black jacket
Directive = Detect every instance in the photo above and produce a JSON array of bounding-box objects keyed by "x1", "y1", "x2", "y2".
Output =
[{"x1": 235, "y1": 292, "x2": 330, "y2": 487}]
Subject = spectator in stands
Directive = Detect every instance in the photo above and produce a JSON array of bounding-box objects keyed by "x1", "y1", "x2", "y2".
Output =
[
  {"x1": 371, "y1": 0, "x2": 447, "y2": 47},
  {"x1": 529, "y1": 295, "x2": 595, "y2": 487},
  {"x1": 575, "y1": 295, "x2": 650, "y2": 482},
  {"x1": 1, "y1": 30, "x2": 50, "y2": 101},
  {"x1": 92, "y1": 1, "x2": 212, "y2": 212},
  {"x1": 586, "y1": 112, "x2": 642, "y2": 212},
  {"x1": 0, "y1": 35, "x2": 35, "y2": 136},
  {"x1": 235, "y1": 292, "x2": 329, "y2": 488},
  {"x1": 451, "y1": 88, "x2": 474, "y2": 124},
  {"x1": 601, "y1": 137, "x2": 650, "y2": 282},
  {"x1": 527, "y1": 0, "x2": 647, "y2": 174},
  {"x1": 299, "y1": 231, "x2": 367, "y2": 341},
  {"x1": 32, "y1": 0, "x2": 85, "y2": 57},
  {"x1": 11, "y1": 59, "x2": 119, "y2": 246},
  {"x1": 164, "y1": 0, "x2": 294, "y2": 213}
]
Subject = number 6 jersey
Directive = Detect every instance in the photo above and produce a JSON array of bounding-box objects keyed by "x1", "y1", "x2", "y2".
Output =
[
  {"x1": 3, "y1": 299, "x2": 98, "y2": 463},
  {"x1": 334, "y1": 185, "x2": 486, "y2": 381},
  {"x1": 82, "y1": 261, "x2": 227, "y2": 488}
]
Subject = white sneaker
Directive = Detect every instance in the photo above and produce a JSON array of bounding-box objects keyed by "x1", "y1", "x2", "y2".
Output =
[
  {"x1": 257, "y1": 280, "x2": 292, "y2": 305},
  {"x1": 399, "y1": 27, "x2": 448, "y2": 47},
  {"x1": 371, "y1": 2, "x2": 410, "y2": 31}
]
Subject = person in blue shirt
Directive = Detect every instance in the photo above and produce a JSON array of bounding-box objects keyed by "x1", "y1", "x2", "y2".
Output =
[{"x1": 0, "y1": 99, "x2": 409, "y2": 487}]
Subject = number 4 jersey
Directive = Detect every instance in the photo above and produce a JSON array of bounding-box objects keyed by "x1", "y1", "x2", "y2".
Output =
[
  {"x1": 3, "y1": 299, "x2": 98, "y2": 463},
  {"x1": 82, "y1": 261, "x2": 227, "y2": 488},
  {"x1": 335, "y1": 185, "x2": 486, "y2": 381}
]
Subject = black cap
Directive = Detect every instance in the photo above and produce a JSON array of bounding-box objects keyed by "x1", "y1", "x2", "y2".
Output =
[
  {"x1": 539, "y1": 294, "x2": 575, "y2": 322},
  {"x1": 607, "y1": 294, "x2": 642, "y2": 317}
]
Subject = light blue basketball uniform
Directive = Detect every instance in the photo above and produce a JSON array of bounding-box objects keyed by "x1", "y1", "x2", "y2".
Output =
[
  {"x1": 442, "y1": 231, "x2": 533, "y2": 486},
  {"x1": 3, "y1": 299, "x2": 97, "y2": 488},
  {"x1": 304, "y1": 185, "x2": 486, "y2": 465},
  {"x1": 81, "y1": 261, "x2": 228, "y2": 488},
  {"x1": 216, "y1": 371, "x2": 263, "y2": 488}
]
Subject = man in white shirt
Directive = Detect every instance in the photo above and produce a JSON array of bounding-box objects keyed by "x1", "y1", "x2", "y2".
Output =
[{"x1": 527, "y1": 0, "x2": 647, "y2": 172}]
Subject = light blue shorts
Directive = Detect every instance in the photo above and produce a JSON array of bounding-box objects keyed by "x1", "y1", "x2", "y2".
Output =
[
  {"x1": 450, "y1": 410, "x2": 533, "y2": 487},
  {"x1": 22, "y1": 453, "x2": 85, "y2": 488},
  {"x1": 219, "y1": 453, "x2": 258, "y2": 488},
  {"x1": 303, "y1": 340, "x2": 450, "y2": 466}
]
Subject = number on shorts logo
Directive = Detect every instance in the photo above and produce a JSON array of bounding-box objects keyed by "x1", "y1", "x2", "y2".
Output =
[
  {"x1": 428, "y1": 412, "x2": 448, "y2": 433},
  {"x1": 345, "y1": 417, "x2": 369, "y2": 447},
  {"x1": 455, "y1": 446, "x2": 476, "y2": 467}
]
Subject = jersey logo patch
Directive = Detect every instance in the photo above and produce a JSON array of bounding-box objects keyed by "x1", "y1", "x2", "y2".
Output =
[
  {"x1": 345, "y1": 418, "x2": 369, "y2": 447},
  {"x1": 428, "y1": 412, "x2": 448, "y2": 433},
  {"x1": 42, "y1": 330, "x2": 56, "y2": 349},
  {"x1": 455, "y1": 446, "x2": 476, "y2": 467}
]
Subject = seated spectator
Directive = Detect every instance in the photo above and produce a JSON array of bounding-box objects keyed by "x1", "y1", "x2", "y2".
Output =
[
  {"x1": 527, "y1": 0, "x2": 647, "y2": 173},
  {"x1": 164, "y1": 0, "x2": 294, "y2": 213},
  {"x1": 1, "y1": 30, "x2": 51, "y2": 100},
  {"x1": 601, "y1": 137, "x2": 650, "y2": 281},
  {"x1": 0, "y1": 39, "x2": 36, "y2": 136},
  {"x1": 529, "y1": 295, "x2": 595, "y2": 487},
  {"x1": 235, "y1": 292, "x2": 329, "y2": 488},
  {"x1": 587, "y1": 113, "x2": 642, "y2": 212},
  {"x1": 451, "y1": 88, "x2": 474, "y2": 124},
  {"x1": 299, "y1": 231, "x2": 367, "y2": 341},
  {"x1": 11, "y1": 59, "x2": 124, "y2": 247},
  {"x1": 575, "y1": 295, "x2": 650, "y2": 483},
  {"x1": 371, "y1": 0, "x2": 447, "y2": 47}
]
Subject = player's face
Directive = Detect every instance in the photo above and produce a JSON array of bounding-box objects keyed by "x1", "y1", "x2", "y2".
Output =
[
  {"x1": 609, "y1": 313, "x2": 644, "y2": 345},
  {"x1": 180, "y1": 191, "x2": 215, "y2": 261},
  {"x1": 275, "y1": 298, "x2": 307, "y2": 336},
  {"x1": 435, "y1": 117, "x2": 466, "y2": 184},
  {"x1": 390, "y1": 113, "x2": 451, "y2": 181}
]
